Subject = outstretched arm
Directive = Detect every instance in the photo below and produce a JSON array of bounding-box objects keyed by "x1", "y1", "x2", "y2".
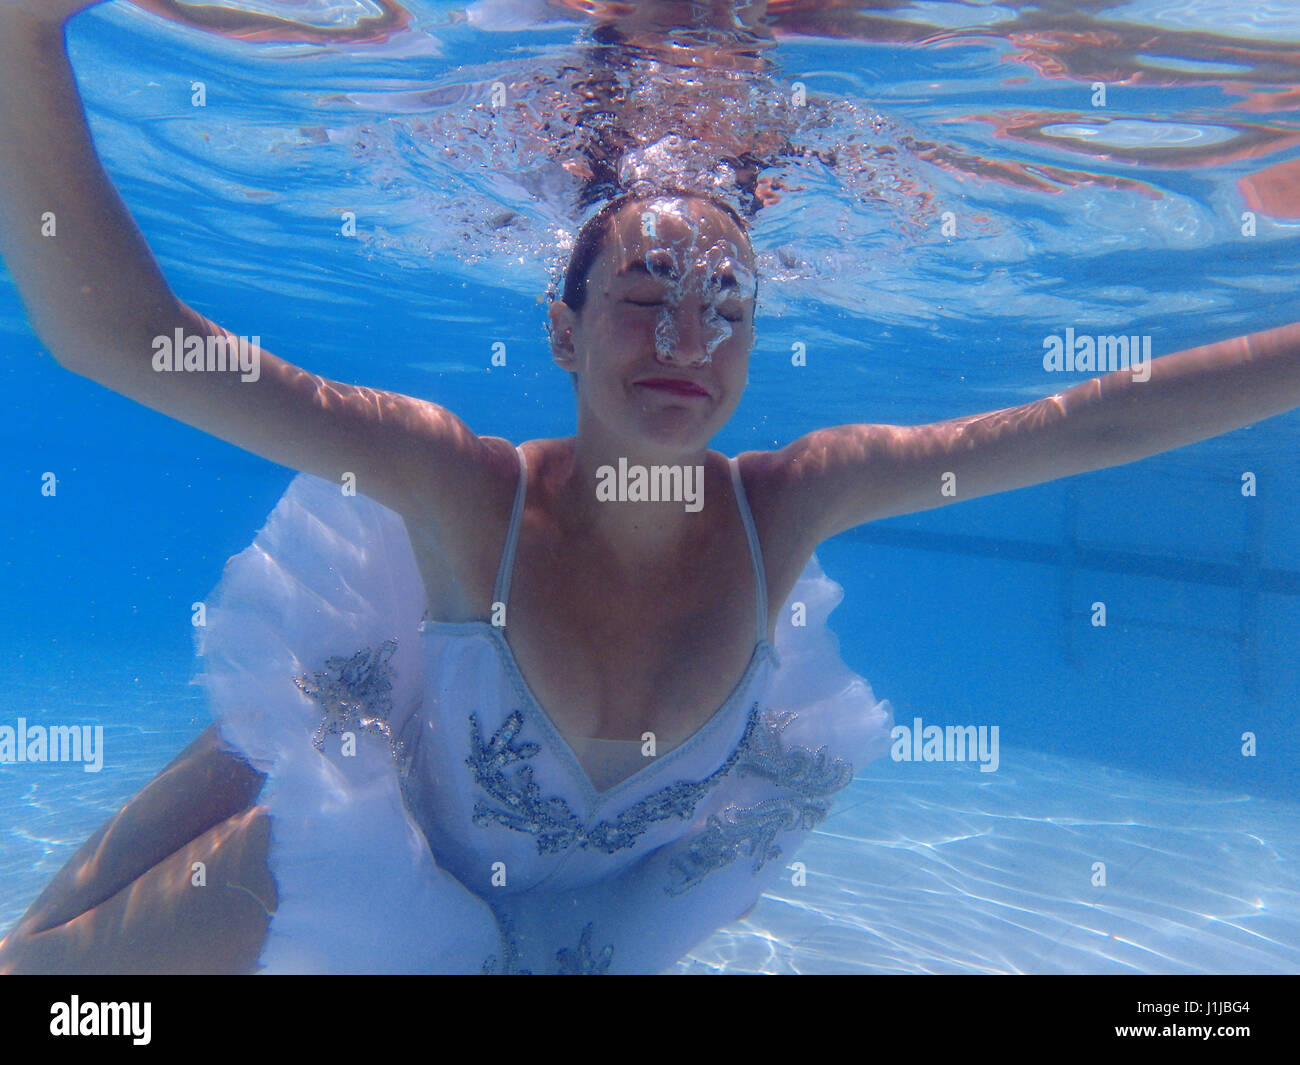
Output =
[
  {"x1": 772, "y1": 320, "x2": 1300, "y2": 545},
  {"x1": 0, "y1": 2, "x2": 496, "y2": 518}
]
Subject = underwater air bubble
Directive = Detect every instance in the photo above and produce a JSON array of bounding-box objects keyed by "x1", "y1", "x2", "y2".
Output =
[{"x1": 636, "y1": 196, "x2": 754, "y2": 364}]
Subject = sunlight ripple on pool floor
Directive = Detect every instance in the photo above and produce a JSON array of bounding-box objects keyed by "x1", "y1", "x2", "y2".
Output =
[{"x1": 675, "y1": 749, "x2": 1300, "y2": 974}]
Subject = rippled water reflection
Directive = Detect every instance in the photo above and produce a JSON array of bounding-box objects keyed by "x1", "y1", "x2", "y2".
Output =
[{"x1": 81, "y1": 0, "x2": 1297, "y2": 341}]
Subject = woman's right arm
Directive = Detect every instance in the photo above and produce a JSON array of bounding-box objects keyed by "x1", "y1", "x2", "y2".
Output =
[{"x1": 0, "y1": 2, "x2": 493, "y2": 518}]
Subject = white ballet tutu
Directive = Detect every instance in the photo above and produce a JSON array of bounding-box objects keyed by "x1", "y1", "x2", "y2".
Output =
[{"x1": 192, "y1": 472, "x2": 892, "y2": 973}]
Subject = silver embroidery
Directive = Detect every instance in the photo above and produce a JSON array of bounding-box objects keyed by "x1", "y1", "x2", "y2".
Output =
[
  {"x1": 482, "y1": 915, "x2": 614, "y2": 975},
  {"x1": 296, "y1": 639, "x2": 406, "y2": 765},
  {"x1": 467, "y1": 708, "x2": 758, "y2": 855},
  {"x1": 466, "y1": 711, "x2": 584, "y2": 852},
  {"x1": 666, "y1": 710, "x2": 854, "y2": 896},
  {"x1": 556, "y1": 923, "x2": 614, "y2": 974}
]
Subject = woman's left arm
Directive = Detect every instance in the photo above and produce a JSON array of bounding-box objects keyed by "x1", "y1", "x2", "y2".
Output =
[{"x1": 778, "y1": 321, "x2": 1300, "y2": 544}]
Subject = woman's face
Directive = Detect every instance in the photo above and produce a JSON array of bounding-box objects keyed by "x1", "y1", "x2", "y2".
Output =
[{"x1": 550, "y1": 196, "x2": 758, "y2": 455}]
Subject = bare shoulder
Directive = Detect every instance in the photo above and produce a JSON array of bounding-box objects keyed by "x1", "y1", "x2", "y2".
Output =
[
  {"x1": 731, "y1": 431, "x2": 863, "y2": 538},
  {"x1": 394, "y1": 433, "x2": 554, "y2": 617},
  {"x1": 735, "y1": 424, "x2": 917, "y2": 545},
  {"x1": 402, "y1": 430, "x2": 519, "y2": 507},
  {"x1": 730, "y1": 441, "x2": 835, "y2": 603}
]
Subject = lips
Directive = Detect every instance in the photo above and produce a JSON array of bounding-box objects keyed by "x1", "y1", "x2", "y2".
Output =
[{"x1": 635, "y1": 378, "x2": 710, "y2": 397}]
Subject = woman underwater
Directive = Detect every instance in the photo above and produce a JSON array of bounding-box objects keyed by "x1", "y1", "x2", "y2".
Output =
[{"x1": 2, "y1": 0, "x2": 1299, "y2": 974}]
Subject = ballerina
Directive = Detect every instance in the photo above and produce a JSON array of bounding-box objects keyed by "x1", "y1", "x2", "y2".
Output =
[{"x1": 1, "y1": 0, "x2": 1297, "y2": 974}]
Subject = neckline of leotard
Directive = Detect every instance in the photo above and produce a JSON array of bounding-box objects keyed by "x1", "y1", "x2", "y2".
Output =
[
  {"x1": 460, "y1": 619, "x2": 775, "y2": 801},
  {"x1": 420, "y1": 443, "x2": 776, "y2": 802}
]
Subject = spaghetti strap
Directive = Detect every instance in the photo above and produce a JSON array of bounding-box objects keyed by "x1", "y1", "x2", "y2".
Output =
[
  {"x1": 491, "y1": 444, "x2": 529, "y2": 617},
  {"x1": 728, "y1": 455, "x2": 769, "y2": 643}
]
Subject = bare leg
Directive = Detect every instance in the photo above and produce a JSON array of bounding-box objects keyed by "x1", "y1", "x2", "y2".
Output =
[{"x1": 0, "y1": 725, "x2": 277, "y2": 974}]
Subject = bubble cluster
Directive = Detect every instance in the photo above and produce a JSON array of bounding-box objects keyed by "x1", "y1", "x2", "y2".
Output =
[{"x1": 628, "y1": 196, "x2": 755, "y2": 364}]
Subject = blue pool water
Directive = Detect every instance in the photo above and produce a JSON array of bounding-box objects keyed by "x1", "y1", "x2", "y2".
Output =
[{"x1": 1, "y1": 0, "x2": 1298, "y2": 973}]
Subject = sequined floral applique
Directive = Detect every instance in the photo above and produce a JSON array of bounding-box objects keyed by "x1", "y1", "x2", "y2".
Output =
[
  {"x1": 666, "y1": 710, "x2": 855, "y2": 896},
  {"x1": 482, "y1": 916, "x2": 615, "y2": 975},
  {"x1": 296, "y1": 639, "x2": 406, "y2": 764},
  {"x1": 556, "y1": 923, "x2": 614, "y2": 974},
  {"x1": 466, "y1": 708, "x2": 760, "y2": 855},
  {"x1": 466, "y1": 711, "x2": 584, "y2": 853}
]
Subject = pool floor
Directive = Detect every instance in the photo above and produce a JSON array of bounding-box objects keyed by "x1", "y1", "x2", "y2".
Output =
[
  {"x1": 2, "y1": 659, "x2": 1295, "y2": 974},
  {"x1": 677, "y1": 749, "x2": 1299, "y2": 974}
]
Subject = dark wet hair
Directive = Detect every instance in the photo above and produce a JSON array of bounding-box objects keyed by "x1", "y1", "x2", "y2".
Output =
[{"x1": 559, "y1": 187, "x2": 752, "y2": 312}]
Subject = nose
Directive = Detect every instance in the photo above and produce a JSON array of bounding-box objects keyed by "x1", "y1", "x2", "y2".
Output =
[{"x1": 653, "y1": 301, "x2": 713, "y2": 367}]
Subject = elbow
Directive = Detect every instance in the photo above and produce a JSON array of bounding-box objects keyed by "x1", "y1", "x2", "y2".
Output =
[{"x1": 36, "y1": 303, "x2": 189, "y2": 381}]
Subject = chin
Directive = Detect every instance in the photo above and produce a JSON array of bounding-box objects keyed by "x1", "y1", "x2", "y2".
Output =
[{"x1": 628, "y1": 410, "x2": 717, "y2": 455}]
